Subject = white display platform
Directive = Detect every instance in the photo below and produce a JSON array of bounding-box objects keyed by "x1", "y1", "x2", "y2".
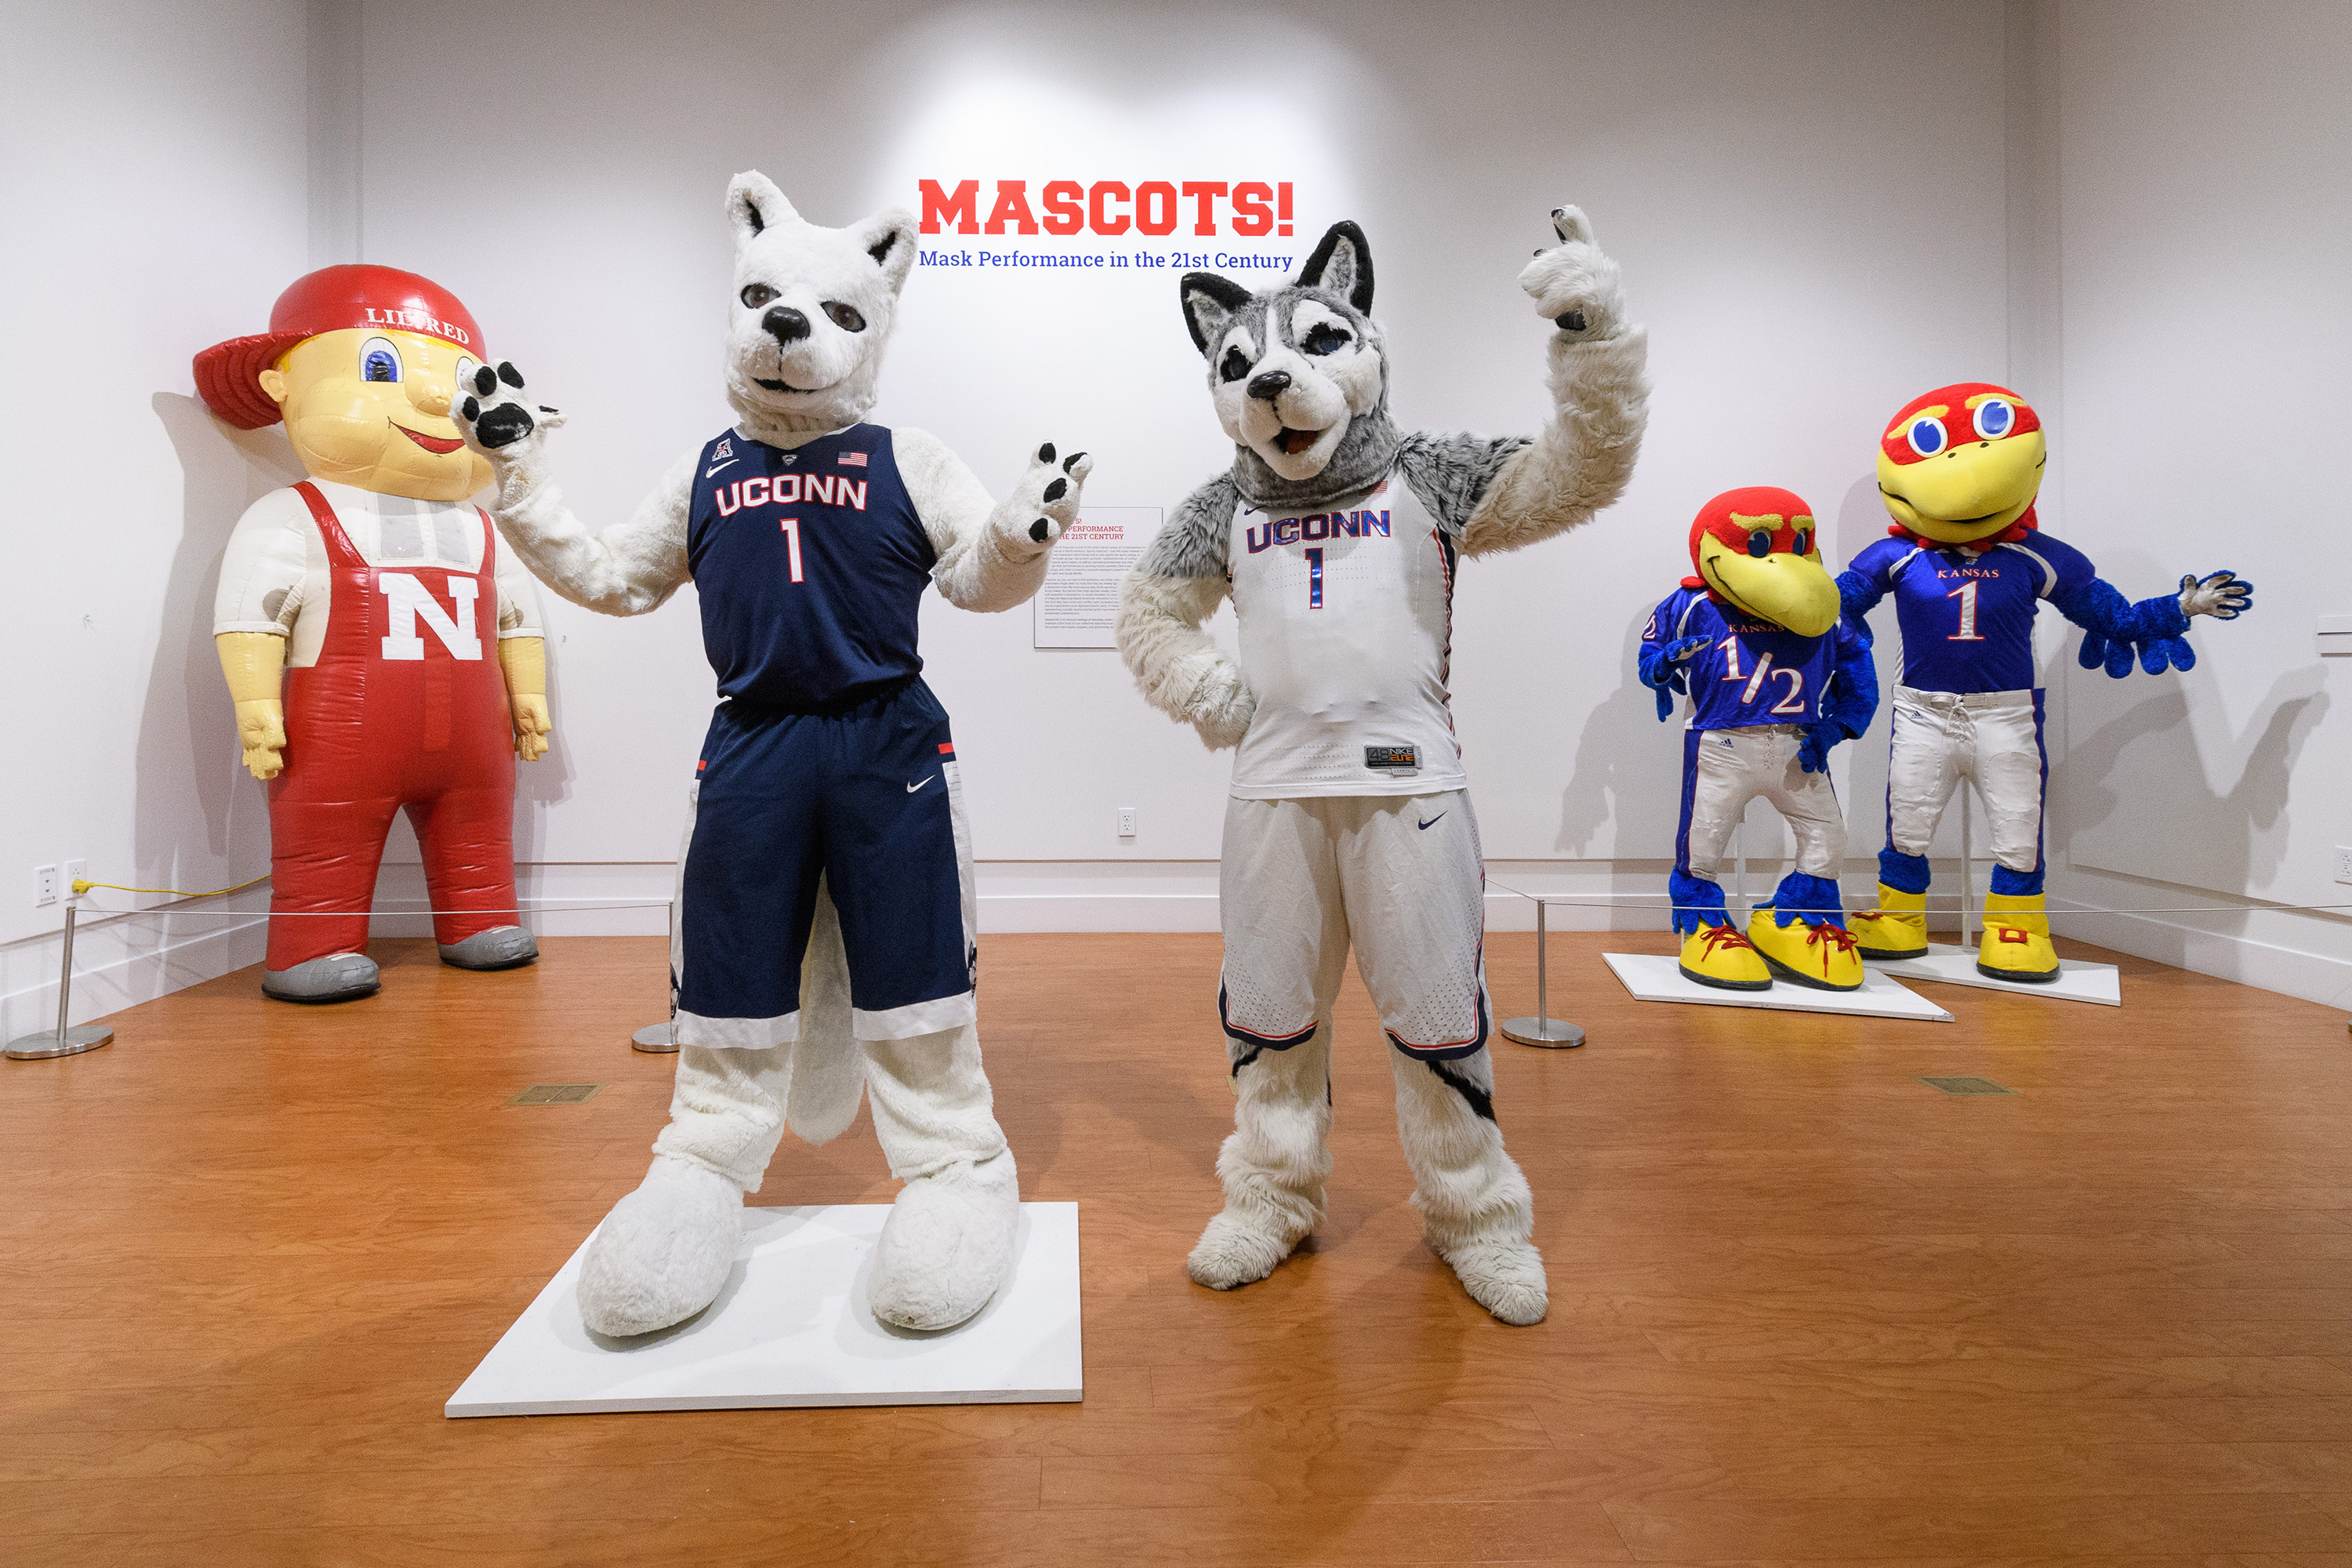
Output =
[
  {"x1": 1866, "y1": 943, "x2": 2122, "y2": 1006},
  {"x1": 1602, "y1": 952, "x2": 1953, "y2": 1022},
  {"x1": 447, "y1": 1202, "x2": 1082, "y2": 1418}
]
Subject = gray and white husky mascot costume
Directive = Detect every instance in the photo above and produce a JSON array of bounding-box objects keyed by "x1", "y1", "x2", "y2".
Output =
[
  {"x1": 1116, "y1": 209, "x2": 1646, "y2": 1325},
  {"x1": 452, "y1": 172, "x2": 1091, "y2": 1336}
]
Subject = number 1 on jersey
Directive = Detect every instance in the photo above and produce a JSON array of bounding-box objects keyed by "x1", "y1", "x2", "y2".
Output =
[
  {"x1": 1305, "y1": 546, "x2": 1323, "y2": 609},
  {"x1": 1947, "y1": 579, "x2": 1984, "y2": 640},
  {"x1": 779, "y1": 517, "x2": 805, "y2": 583}
]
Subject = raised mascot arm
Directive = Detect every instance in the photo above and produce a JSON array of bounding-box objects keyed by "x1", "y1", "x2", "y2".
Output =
[
  {"x1": 451, "y1": 364, "x2": 694, "y2": 619},
  {"x1": 1115, "y1": 474, "x2": 1255, "y2": 750}
]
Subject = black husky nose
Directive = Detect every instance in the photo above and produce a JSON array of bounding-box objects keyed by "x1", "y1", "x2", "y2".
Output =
[
  {"x1": 1247, "y1": 369, "x2": 1291, "y2": 401},
  {"x1": 762, "y1": 306, "x2": 811, "y2": 344}
]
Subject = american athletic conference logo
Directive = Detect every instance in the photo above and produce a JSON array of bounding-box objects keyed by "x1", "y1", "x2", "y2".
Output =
[{"x1": 915, "y1": 178, "x2": 1301, "y2": 274}]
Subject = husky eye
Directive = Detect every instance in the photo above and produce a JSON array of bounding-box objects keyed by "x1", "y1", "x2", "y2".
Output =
[
  {"x1": 1972, "y1": 397, "x2": 2015, "y2": 440},
  {"x1": 358, "y1": 336, "x2": 401, "y2": 383},
  {"x1": 740, "y1": 283, "x2": 779, "y2": 310},
  {"x1": 1906, "y1": 416, "x2": 1947, "y2": 457},
  {"x1": 1219, "y1": 347, "x2": 1250, "y2": 383},
  {"x1": 1302, "y1": 324, "x2": 1351, "y2": 356},
  {"x1": 1747, "y1": 530, "x2": 1773, "y2": 558},
  {"x1": 823, "y1": 301, "x2": 866, "y2": 332}
]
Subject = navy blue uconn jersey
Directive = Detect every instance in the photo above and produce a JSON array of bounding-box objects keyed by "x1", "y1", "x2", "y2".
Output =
[
  {"x1": 1644, "y1": 587, "x2": 1859, "y2": 731},
  {"x1": 1843, "y1": 532, "x2": 2096, "y2": 693},
  {"x1": 687, "y1": 424, "x2": 934, "y2": 710}
]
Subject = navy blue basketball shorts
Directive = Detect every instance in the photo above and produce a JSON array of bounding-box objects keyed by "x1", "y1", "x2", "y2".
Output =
[{"x1": 675, "y1": 679, "x2": 978, "y2": 1048}]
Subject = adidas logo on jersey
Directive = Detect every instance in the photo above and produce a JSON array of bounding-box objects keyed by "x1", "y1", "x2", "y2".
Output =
[{"x1": 1244, "y1": 508, "x2": 1391, "y2": 554}]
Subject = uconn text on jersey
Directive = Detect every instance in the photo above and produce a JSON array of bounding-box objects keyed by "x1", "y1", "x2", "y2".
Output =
[{"x1": 1244, "y1": 508, "x2": 1392, "y2": 553}]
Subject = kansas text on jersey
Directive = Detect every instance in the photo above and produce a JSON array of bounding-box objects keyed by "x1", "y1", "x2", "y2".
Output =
[{"x1": 687, "y1": 425, "x2": 933, "y2": 711}]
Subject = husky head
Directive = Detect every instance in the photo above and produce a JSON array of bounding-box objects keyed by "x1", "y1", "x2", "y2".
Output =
[
  {"x1": 1180, "y1": 221, "x2": 1399, "y2": 510},
  {"x1": 722, "y1": 171, "x2": 917, "y2": 437}
]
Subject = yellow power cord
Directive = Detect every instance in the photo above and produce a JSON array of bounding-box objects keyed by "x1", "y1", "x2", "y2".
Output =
[{"x1": 72, "y1": 873, "x2": 270, "y2": 899}]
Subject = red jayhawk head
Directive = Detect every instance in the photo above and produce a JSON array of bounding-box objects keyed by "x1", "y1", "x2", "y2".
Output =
[
  {"x1": 1876, "y1": 382, "x2": 2046, "y2": 545},
  {"x1": 1683, "y1": 485, "x2": 1839, "y2": 637}
]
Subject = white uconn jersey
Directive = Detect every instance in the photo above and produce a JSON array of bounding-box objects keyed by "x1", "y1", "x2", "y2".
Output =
[{"x1": 1227, "y1": 477, "x2": 1465, "y2": 799}]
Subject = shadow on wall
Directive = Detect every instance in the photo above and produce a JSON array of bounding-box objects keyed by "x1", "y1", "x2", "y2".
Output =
[
  {"x1": 143, "y1": 392, "x2": 301, "y2": 887},
  {"x1": 2060, "y1": 663, "x2": 2328, "y2": 900}
]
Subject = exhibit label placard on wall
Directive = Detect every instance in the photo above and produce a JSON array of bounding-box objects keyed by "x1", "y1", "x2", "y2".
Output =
[{"x1": 1034, "y1": 507, "x2": 1161, "y2": 649}]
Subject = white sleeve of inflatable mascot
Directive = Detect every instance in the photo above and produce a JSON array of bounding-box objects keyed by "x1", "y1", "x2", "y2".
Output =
[
  {"x1": 212, "y1": 489, "x2": 312, "y2": 637},
  {"x1": 898, "y1": 426, "x2": 1094, "y2": 614},
  {"x1": 1405, "y1": 205, "x2": 1649, "y2": 561},
  {"x1": 492, "y1": 529, "x2": 547, "y2": 638},
  {"x1": 469, "y1": 417, "x2": 696, "y2": 619},
  {"x1": 1114, "y1": 472, "x2": 1255, "y2": 750}
]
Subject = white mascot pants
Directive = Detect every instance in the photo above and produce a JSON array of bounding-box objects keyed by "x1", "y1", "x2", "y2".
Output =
[
  {"x1": 1885, "y1": 685, "x2": 2046, "y2": 874},
  {"x1": 1678, "y1": 724, "x2": 1847, "y2": 887},
  {"x1": 1213, "y1": 790, "x2": 1533, "y2": 1253}
]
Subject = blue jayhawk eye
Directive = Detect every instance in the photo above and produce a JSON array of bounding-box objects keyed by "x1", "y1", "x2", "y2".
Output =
[
  {"x1": 1794, "y1": 529, "x2": 1811, "y2": 557},
  {"x1": 1907, "y1": 416, "x2": 1947, "y2": 456},
  {"x1": 358, "y1": 336, "x2": 402, "y2": 383},
  {"x1": 1973, "y1": 398, "x2": 2015, "y2": 440},
  {"x1": 1747, "y1": 530, "x2": 1773, "y2": 558}
]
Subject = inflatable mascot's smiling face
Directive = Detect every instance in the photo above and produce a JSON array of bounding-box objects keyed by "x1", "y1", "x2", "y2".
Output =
[
  {"x1": 193, "y1": 264, "x2": 494, "y2": 503},
  {"x1": 1686, "y1": 485, "x2": 1841, "y2": 637},
  {"x1": 1178, "y1": 221, "x2": 1389, "y2": 486},
  {"x1": 720, "y1": 170, "x2": 919, "y2": 434},
  {"x1": 1877, "y1": 382, "x2": 2047, "y2": 545}
]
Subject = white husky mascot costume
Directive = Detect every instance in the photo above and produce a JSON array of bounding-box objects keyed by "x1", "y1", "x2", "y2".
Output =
[
  {"x1": 1115, "y1": 210, "x2": 1647, "y2": 1325},
  {"x1": 451, "y1": 172, "x2": 1092, "y2": 1336}
]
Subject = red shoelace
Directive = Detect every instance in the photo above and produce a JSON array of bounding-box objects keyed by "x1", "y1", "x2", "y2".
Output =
[{"x1": 1693, "y1": 925, "x2": 1757, "y2": 960}]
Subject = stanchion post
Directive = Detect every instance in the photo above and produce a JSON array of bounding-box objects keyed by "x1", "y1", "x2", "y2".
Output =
[
  {"x1": 1502, "y1": 897, "x2": 1585, "y2": 1049},
  {"x1": 1958, "y1": 788, "x2": 1976, "y2": 948},
  {"x1": 7, "y1": 901, "x2": 114, "y2": 1061},
  {"x1": 631, "y1": 897, "x2": 681, "y2": 1054}
]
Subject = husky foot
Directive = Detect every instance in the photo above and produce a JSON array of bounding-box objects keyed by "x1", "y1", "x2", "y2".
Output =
[
  {"x1": 1439, "y1": 1236, "x2": 1548, "y2": 1326},
  {"x1": 1187, "y1": 1207, "x2": 1306, "y2": 1290},
  {"x1": 869, "y1": 1152, "x2": 1021, "y2": 1331},
  {"x1": 577, "y1": 1156, "x2": 742, "y2": 1337}
]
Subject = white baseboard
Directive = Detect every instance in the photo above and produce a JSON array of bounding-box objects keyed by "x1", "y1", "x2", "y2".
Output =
[
  {"x1": 2051, "y1": 868, "x2": 2352, "y2": 1013},
  {"x1": 1, "y1": 898, "x2": 269, "y2": 1042}
]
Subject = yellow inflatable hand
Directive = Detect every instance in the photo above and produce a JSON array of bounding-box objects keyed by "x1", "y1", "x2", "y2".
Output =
[
  {"x1": 216, "y1": 631, "x2": 289, "y2": 780},
  {"x1": 499, "y1": 637, "x2": 554, "y2": 762}
]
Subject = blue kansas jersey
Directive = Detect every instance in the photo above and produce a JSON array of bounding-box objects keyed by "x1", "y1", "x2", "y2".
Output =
[
  {"x1": 1644, "y1": 587, "x2": 1860, "y2": 731},
  {"x1": 1841, "y1": 533, "x2": 2096, "y2": 694},
  {"x1": 687, "y1": 423, "x2": 934, "y2": 711}
]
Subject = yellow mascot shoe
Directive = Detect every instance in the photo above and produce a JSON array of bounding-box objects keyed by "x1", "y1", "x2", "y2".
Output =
[
  {"x1": 1977, "y1": 892, "x2": 2060, "y2": 983},
  {"x1": 1748, "y1": 911, "x2": 1865, "y2": 992},
  {"x1": 1679, "y1": 924, "x2": 1772, "y2": 991},
  {"x1": 1850, "y1": 884, "x2": 1929, "y2": 960}
]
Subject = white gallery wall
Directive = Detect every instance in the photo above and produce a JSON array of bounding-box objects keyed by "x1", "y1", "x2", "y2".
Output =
[{"x1": 5, "y1": 0, "x2": 2347, "y2": 1037}]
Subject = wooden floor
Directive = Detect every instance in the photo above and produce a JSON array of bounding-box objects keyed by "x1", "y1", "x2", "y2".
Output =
[{"x1": 8, "y1": 930, "x2": 2352, "y2": 1565}]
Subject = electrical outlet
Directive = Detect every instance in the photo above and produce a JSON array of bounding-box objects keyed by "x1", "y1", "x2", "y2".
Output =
[
  {"x1": 1117, "y1": 807, "x2": 1138, "y2": 838},
  {"x1": 33, "y1": 864, "x2": 58, "y2": 906},
  {"x1": 2335, "y1": 847, "x2": 2352, "y2": 885},
  {"x1": 64, "y1": 858, "x2": 86, "y2": 898}
]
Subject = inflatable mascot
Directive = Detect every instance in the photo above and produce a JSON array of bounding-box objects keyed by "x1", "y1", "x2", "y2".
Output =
[
  {"x1": 1639, "y1": 488, "x2": 1878, "y2": 992},
  {"x1": 1841, "y1": 383, "x2": 2252, "y2": 981},
  {"x1": 199, "y1": 265, "x2": 550, "y2": 1004},
  {"x1": 1116, "y1": 209, "x2": 1647, "y2": 1326},
  {"x1": 448, "y1": 172, "x2": 1091, "y2": 1336}
]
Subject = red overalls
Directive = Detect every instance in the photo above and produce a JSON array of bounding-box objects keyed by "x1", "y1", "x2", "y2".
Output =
[{"x1": 265, "y1": 481, "x2": 518, "y2": 971}]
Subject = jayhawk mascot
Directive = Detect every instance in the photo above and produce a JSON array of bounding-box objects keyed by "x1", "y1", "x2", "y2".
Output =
[
  {"x1": 1839, "y1": 383, "x2": 2252, "y2": 981},
  {"x1": 1640, "y1": 488, "x2": 1878, "y2": 992}
]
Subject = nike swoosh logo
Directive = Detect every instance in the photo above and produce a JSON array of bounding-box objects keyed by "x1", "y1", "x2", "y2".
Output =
[
  {"x1": 1417, "y1": 811, "x2": 1446, "y2": 830},
  {"x1": 908, "y1": 776, "x2": 935, "y2": 793},
  {"x1": 704, "y1": 459, "x2": 739, "y2": 477}
]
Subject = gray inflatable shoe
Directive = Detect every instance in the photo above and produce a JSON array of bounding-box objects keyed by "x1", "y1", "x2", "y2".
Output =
[
  {"x1": 439, "y1": 925, "x2": 539, "y2": 971},
  {"x1": 261, "y1": 952, "x2": 380, "y2": 1004}
]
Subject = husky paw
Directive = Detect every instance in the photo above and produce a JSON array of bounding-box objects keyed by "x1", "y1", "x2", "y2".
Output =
[
  {"x1": 1439, "y1": 1236, "x2": 1548, "y2": 1326},
  {"x1": 449, "y1": 360, "x2": 568, "y2": 463},
  {"x1": 575, "y1": 1156, "x2": 742, "y2": 1337},
  {"x1": 1186, "y1": 1207, "x2": 1305, "y2": 1290},
  {"x1": 1185, "y1": 659, "x2": 1258, "y2": 751},
  {"x1": 1000, "y1": 442, "x2": 1094, "y2": 551},
  {"x1": 869, "y1": 1153, "x2": 1020, "y2": 1331},
  {"x1": 1516, "y1": 205, "x2": 1626, "y2": 343}
]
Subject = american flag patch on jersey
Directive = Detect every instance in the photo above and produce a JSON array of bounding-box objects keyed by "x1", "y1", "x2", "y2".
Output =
[{"x1": 837, "y1": 451, "x2": 868, "y2": 467}]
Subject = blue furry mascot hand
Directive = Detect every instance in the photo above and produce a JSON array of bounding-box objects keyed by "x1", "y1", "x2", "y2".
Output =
[
  {"x1": 1836, "y1": 382, "x2": 2251, "y2": 984},
  {"x1": 1644, "y1": 487, "x2": 1877, "y2": 996}
]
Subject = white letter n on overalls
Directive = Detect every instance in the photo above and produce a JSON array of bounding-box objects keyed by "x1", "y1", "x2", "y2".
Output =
[{"x1": 379, "y1": 573, "x2": 482, "y2": 660}]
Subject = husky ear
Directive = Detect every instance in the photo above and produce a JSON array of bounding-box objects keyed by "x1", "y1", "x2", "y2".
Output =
[
  {"x1": 1297, "y1": 221, "x2": 1374, "y2": 314},
  {"x1": 727, "y1": 171, "x2": 797, "y2": 249},
  {"x1": 1180, "y1": 271, "x2": 1256, "y2": 356},
  {"x1": 854, "y1": 208, "x2": 919, "y2": 294}
]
